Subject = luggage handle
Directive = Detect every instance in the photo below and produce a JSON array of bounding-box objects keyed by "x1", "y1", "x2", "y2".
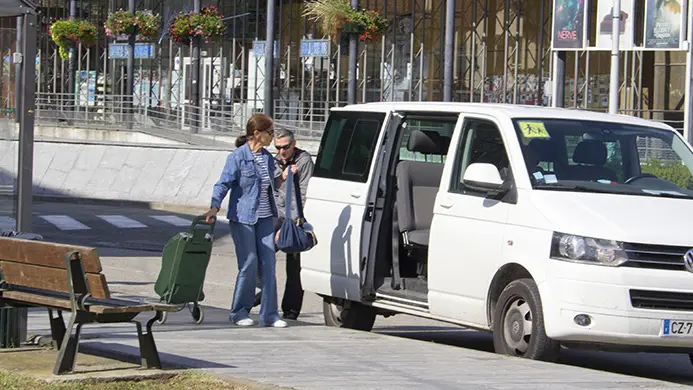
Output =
[{"x1": 189, "y1": 215, "x2": 216, "y2": 235}]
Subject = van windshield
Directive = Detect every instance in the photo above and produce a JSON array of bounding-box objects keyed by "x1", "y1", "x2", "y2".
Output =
[{"x1": 511, "y1": 118, "x2": 693, "y2": 199}]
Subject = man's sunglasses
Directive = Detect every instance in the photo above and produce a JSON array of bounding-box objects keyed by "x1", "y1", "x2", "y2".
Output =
[{"x1": 275, "y1": 144, "x2": 292, "y2": 151}]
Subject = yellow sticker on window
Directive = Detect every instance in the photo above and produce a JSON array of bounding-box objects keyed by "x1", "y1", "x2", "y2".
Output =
[{"x1": 518, "y1": 121, "x2": 550, "y2": 139}]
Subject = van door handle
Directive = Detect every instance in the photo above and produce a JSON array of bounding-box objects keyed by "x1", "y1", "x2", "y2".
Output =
[
  {"x1": 439, "y1": 200, "x2": 453, "y2": 209},
  {"x1": 350, "y1": 192, "x2": 361, "y2": 199}
]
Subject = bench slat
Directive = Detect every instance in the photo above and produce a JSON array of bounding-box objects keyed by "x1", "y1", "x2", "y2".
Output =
[
  {"x1": 0, "y1": 238, "x2": 102, "y2": 273},
  {"x1": 0, "y1": 262, "x2": 110, "y2": 299},
  {"x1": 0, "y1": 290, "x2": 178, "y2": 314}
]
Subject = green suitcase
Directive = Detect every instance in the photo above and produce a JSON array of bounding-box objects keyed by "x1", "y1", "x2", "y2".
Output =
[{"x1": 154, "y1": 215, "x2": 215, "y2": 324}]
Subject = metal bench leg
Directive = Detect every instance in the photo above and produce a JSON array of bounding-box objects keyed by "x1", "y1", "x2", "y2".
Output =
[
  {"x1": 53, "y1": 312, "x2": 84, "y2": 375},
  {"x1": 47, "y1": 309, "x2": 66, "y2": 348},
  {"x1": 134, "y1": 312, "x2": 162, "y2": 369}
]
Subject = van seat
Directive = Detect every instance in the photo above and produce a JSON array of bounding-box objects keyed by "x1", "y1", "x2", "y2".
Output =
[{"x1": 395, "y1": 130, "x2": 445, "y2": 247}]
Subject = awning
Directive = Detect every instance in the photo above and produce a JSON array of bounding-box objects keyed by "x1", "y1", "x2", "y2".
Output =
[{"x1": 0, "y1": 0, "x2": 38, "y2": 17}]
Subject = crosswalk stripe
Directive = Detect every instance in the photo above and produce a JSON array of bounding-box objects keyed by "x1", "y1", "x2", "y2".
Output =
[
  {"x1": 40, "y1": 215, "x2": 91, "y2": 231},
  {"x1": 149, "y1": 215, "x2": 192, "y2": 227},
  {"x1": 97, "y1": 215, "x2": 148, "y2": 228},
  {"x1": 0, "y1": 216, "x2": 16, "y2": 231}
]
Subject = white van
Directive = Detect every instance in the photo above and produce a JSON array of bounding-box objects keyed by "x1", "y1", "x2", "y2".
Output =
[{"x1": 300, "y1": 102, "x2": 693, "y2": 362}]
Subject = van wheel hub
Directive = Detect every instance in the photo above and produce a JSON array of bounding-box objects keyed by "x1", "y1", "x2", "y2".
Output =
[{"x1": 502, "y1": 298, "x2": 532, "y2": 354}]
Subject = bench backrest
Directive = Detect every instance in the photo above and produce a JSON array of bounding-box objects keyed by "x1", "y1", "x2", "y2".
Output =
[{"x1": 0, "y1": 238, "x2": 111, "y2": 300}]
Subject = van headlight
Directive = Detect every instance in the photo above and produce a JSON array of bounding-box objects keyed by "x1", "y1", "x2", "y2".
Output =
[{"x1": 550, "y1": 232, "x2": 628, "y2": 266}]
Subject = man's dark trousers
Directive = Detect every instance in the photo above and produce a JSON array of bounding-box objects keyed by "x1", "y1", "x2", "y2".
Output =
[{"x1": 282, "y1": 251, "x2": 303, "y2": 318}]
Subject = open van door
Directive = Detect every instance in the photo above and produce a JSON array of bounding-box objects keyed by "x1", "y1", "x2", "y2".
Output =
[
  {"x1": 359, "y1": 111, "x2": 404, "y2": 299},
  {"x1": 301, "y1": 109, "x2": 396, "y2": 303}
]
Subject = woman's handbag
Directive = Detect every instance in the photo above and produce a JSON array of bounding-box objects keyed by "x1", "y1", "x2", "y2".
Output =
[{"x1": 274, "y1": 168, "x2": 318, "y2": 253}]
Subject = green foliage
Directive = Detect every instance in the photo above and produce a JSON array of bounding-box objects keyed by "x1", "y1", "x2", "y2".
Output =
[
  {"x1": 49, "y1": 19, "x2": 98, "y2": 61},
  {"x1": 641, "y1": 157, "x2": 693, "y2": 190},
  {"x1": 303, "y1": 0, "x2": 387, "y2": 42},
  {"x1": 169, "y1": 6, "x2": 225, "y2": 44},
  {"x1": 104, "y1": 9, "x2": 136, "y2": 36}
]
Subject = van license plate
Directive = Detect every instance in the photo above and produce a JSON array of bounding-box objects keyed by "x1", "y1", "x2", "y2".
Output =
[{"x1": 661, "y1": 320, "x2": 693, "y2": 336}]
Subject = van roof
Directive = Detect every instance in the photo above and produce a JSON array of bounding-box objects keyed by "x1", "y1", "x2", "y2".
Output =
[{"x1": 333, "y1": 102, "x2": 674, "y2": 131}]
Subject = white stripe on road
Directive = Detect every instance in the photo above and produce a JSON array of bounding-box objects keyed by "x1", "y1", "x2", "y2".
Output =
[
  {"x1": 0, "y1": 216, "x2": 16, "y2": 231},
  {"x1": 40, "y1": 215, "x2": 91, "y2": 230},
  {"x1": 149, "y1": 215, "x2": 192, "y2": 227},
  {"x1": 97, "y1": 215, "x2": 148, "y2": 228}
]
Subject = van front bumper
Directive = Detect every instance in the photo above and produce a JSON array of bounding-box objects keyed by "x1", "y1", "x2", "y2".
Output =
[{"x1": 539, "y1": 261, "x2": 693, "y2": 349}]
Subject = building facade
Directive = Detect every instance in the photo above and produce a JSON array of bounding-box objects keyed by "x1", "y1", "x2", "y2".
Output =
[{"x1": 0, "y1": 0, "x2": 689, "y2": 133}]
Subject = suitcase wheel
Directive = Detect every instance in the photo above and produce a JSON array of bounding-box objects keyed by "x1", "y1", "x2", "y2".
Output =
[
  {"x1": 156, "y1": 311, "x2": 168, "y2": 325},
  {"x1": 192, "y1": 304, "x2": 204, "y2": 324}
]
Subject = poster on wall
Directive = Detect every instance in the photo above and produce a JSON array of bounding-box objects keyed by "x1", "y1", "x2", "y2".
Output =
[
  {"x1": 644, "y1": 0, "x2": 685, "y2": 49},
  {"x1": 551, "y1": 0, "x2": 588, "y2": 50},
  {"x1": 595, "y1": 0, "x2": 635, "y2": 50}
]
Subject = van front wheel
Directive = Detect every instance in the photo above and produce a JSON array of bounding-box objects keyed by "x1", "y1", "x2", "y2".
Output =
[
  {"x1": 492, "y1": 278, "x2": 560, "y2": 362},
  {"x1": 323, "y1": 298, "x2": 376, "y2": 331}
]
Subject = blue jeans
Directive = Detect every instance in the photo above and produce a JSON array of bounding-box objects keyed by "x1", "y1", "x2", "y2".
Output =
[{"x1": 228, "y1": 217, "x2": 280, "y2": 325}]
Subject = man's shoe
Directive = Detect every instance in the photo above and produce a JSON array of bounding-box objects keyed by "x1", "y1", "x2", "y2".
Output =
[{"x1": 282, "y1": 311, "x2": 299, "y2": 320}]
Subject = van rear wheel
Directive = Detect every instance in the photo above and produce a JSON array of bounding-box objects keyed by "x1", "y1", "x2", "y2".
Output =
[
  {"x1": 492, "y1": 278, "x2": 560, "y2": 362},
  {"x1": 323, "y1": 298, "x2": 376, "y2": 331}
]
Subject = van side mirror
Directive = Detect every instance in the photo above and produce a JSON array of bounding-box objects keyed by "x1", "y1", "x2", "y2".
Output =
[{"x1": 463, "y1": 163, "x2": 509, "y2": 195}]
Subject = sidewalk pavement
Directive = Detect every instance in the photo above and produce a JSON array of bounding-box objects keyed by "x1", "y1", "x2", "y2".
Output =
[{"x1": 25, "y1": 306, "x2": 687, "y2": 389}]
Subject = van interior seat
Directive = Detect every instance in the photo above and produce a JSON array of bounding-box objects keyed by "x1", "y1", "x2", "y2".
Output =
[
  {"x1": 569, "y1": 140, "x2": 618, "y2": 182},
  {"x1": 395, "y1": 130, "x2": 445, "y2": 247}
]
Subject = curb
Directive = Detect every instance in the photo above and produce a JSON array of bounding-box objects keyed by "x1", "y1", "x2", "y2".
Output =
[{"x1": 0, "y1": 193, "x2": 224, "y2": 215}]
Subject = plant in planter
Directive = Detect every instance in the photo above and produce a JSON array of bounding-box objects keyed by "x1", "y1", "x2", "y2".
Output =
[
  {"x1": 49, "y1": 18, "x2": 98, "y2": 61},
  {"x1": 105, "y1": 9, "x2": 161, "y2": 40},
  {"x1": 104, "y1": 9, "x2": 136, "y2": 37},
  {"x1": 135, "y1": 10, "x2": 162, "y2": 40},
  {"x1": 303, "y1": 0, "x2": 387, "y2": 42},
  {"x1": 169, "y1": 5, "x2": 225, "y2": 44}
]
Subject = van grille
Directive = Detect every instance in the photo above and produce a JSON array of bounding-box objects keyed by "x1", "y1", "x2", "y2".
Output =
[
  {"x1": 630, "y1": 289, "x2": 693, "y2": 311},
  {"x1": 622, "y1": 243, "x2": 689, "y2": 271}
]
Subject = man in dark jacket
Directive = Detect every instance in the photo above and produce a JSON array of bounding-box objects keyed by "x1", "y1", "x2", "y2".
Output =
[{"x1": 254, "y1": 127, "x2": 314, "y2": 320}]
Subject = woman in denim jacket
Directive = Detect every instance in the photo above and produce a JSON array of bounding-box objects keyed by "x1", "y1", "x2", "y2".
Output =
[{"x1": 204, "y1": 114, "x2": 288, "y2": 328}]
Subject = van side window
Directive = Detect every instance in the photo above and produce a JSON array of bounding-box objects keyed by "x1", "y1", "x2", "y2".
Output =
[
  {"x1": 313, "y1": 111, "x2": 386, "y2": 183},
  {"x1": 451, "y1": 119, "x2": 511, "y2": 193},
  {"x1": 398, "y1": 118, "x2": 456, "y2": 163}
]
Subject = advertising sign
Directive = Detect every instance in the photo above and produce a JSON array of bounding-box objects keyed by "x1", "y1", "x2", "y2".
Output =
[
  {"x1": 551, "y1": 0, "x2": 588, "y2": 50},
  {"x1": 644, "y1": 0, "x2": 685, "y2": 49},
  {"x1": 595, "y1": 0, "x2": 635, "y2": 50}
]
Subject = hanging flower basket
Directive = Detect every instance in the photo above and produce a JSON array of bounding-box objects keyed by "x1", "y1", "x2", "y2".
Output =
[
  {"x1": 105, "y1": 9, "x2": 136, "y2": 36},
  {"x1": 105, "y1": 9, "x2": 161, "y2": 41},
  {"x1": 302, "y1": 0, "x2": 387, "y2": 42},
  {"x1": 169, "y1": 6, "x2": 225, "y2": 44},
  {"x1": 49, "y1": 18, "x2": 98, "y2": 61},
  {"x1": 135, "y1": 10, "x2": 162, "y2": 40}
]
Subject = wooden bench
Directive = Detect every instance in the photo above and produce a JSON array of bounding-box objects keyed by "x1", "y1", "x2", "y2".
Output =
[{"x1": 0, "y1": 237, "x2": 178, "y2": 375}]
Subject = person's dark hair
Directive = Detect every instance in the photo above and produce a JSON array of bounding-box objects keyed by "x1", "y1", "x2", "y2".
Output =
[{"x1": 235, "y1": 113, "x2": 274, "y2": 147}]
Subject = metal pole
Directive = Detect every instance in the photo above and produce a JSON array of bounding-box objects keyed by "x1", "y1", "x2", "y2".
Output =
[
  {"x1": 17, "y1": 12, "x2": 36, "y2": 233},
  {"x1": 191, "y1": 0, "x2": 201, "y2": 132},
  {"x1": 347, "y1": 0, "x2": 358, "y2": 105},
  {"x1": 126, "y1": 0, "x2": 135, "y2": 129},
  {"x1": 684, "y1": 0, "x2": 693, "y2": 143},
  {"x1": 551, "y1": 51, "x2": 565, "y2": 107},
  {"x1": 443, "y1": 0, "x2": 454, "y2": 102},
  {"x1": 67, "y1": 0, "x2": 76, "y2": 123},
  {"x1": 15, "y1": 16, "x2": 22, "y2": 121},
  {"x1": 608, "y1": 0, "x2": 621, "y2": 114},
  {"x1": 265, "y1": 0, "x2": 276, "y2": 116}
]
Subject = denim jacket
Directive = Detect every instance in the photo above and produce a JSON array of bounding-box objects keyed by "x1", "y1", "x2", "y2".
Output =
[{"x1": 210, "y1": 143, "x2": 278, "y2": 225}]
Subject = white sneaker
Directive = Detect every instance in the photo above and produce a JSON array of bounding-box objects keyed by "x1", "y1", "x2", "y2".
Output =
[
  {"x1": 268, "y1": 319, "x2": 288, "y2": 328},
  {"x1": 235, "y1": 318, "x2": 255, "y2": 327}
]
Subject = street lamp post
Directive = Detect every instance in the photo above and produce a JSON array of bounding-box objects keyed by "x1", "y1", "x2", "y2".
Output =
[{"x1": 608, "y1": 0, "x2": 621, "y2": 114}]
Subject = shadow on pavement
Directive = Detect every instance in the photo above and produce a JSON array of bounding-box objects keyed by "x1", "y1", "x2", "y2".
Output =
[
  {"x1": 81, "y1": 342, "x2": 236, "y2": 370},
  {"x1": 377, "y1": 325, "x2": 693, "y2": 386}
]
